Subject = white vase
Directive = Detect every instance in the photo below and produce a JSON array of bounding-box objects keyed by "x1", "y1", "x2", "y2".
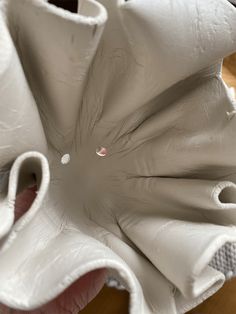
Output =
[{"x1": 0, "y1": 1, "x2": 236, "y2": 313}]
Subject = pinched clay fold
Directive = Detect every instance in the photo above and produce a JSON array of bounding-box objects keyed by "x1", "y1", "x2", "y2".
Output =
[{"x1": 0, "y1": 0, "x2": 236, "y2": 313}]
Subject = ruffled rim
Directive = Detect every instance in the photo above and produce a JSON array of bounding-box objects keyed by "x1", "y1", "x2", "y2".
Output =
[
  {"x1": 1, "y1": 153, "x2": 236, "y2": 314},
  {"x1": 1, "y1": 0, "x2": 236, "y2": 313},
  {"x1": 0, "y1": 152, "x2": 143, "y2": 314},
  {"x1": 9, "y1": 0, "x2": 108, "y2": 26},
  {"x1": 0, "y1": 152, "x2": 50, "y2": 249}
]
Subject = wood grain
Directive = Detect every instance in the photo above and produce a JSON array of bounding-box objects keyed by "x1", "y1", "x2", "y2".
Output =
[{"x1": 81, "y1": 286, "x2": 129, "y2": 314}]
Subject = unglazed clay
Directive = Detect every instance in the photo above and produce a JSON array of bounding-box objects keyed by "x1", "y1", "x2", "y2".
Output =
[{"x1": 0, "y1": 0, "x2": 236, "y2": 313}]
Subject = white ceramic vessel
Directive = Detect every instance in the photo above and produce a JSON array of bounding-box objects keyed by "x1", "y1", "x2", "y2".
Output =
[{"x1": 0, "y1": 0, "x2": 236, "y2": 313}]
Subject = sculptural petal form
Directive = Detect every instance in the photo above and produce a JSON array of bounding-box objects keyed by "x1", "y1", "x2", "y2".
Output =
[{"x1": 0, "y1": 0, "x2": 236, "y2": 313}]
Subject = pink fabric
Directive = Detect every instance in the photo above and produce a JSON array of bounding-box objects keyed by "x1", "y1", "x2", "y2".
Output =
[{"x1": 0, "y1": 189, "x2": 107, "y2": 314}]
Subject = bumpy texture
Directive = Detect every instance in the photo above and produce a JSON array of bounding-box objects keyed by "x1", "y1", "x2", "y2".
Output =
[{"x1": 0, "y1": 0, "x2": 236, "y2": 313}]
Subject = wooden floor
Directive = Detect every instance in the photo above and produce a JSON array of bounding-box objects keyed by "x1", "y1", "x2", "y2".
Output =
[
  {"x1": 81, "y1": 286, "x2": 129, "y2": 314},
  {"x1": 80, "y1": 55, "x2": 236, "y2": 314}
]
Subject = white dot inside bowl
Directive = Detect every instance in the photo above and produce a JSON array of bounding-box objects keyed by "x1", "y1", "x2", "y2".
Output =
[{"x1": 61, "y1": 154, "x2": 70, "y2": 165}]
